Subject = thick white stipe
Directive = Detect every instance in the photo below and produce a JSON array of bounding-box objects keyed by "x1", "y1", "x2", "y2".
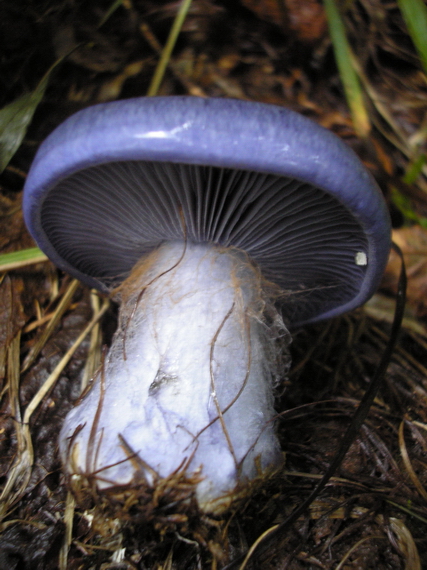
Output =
[{"x1": 60, "y1": 242, "x2": 289, "y2": 511}]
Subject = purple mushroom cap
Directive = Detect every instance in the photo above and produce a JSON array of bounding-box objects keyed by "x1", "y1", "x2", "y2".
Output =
[{"x1": 23, "y1": 96, "x2": 391, "y2": 326}]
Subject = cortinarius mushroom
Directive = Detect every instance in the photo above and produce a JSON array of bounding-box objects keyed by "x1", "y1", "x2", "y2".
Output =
[{"x1": 23, "y1": 96, "x2": 391, "y2": 512}]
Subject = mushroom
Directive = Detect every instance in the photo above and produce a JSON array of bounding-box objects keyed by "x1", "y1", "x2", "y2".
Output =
[{"x1": 23, "y1": 96, "x2": 391, "y2": 512}]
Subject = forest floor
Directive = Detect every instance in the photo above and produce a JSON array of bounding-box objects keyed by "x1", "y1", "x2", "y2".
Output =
[{"x1": 1, "y1": 1, "x2": 427, "y2": 569}]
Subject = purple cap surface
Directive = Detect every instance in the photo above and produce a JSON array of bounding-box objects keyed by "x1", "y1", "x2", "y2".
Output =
[{"x1": 23, "y1": 96, "x2": 391, "y2": 326}]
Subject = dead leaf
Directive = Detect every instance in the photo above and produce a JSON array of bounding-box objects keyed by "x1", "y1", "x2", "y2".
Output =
[
  {"x1": 241, "y1": 0, "x2": 327, "y2": 42},
  {"x1": 382, "y1": 226, "x2": 427, "y2": 316}
]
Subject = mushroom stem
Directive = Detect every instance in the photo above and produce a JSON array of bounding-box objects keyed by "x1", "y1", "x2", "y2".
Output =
[{"x1": 60, "y1": 241, "x2": 289, "y2": 511}]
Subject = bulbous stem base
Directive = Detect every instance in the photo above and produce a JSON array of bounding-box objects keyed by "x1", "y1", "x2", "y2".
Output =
[{"x1": 60, "y1": 241, "x2": 290, "y2": 511}]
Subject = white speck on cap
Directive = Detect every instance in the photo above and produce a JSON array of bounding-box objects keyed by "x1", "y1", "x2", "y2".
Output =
[{"x1": 355, "y1": 251, "x2": 368, "y2": 266}]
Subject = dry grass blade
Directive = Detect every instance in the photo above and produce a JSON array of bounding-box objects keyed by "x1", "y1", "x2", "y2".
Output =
[
  {"x1": 356, "y1": 77, "x2": 410, "y2": 155},
  {"x1": 350, "y1": 56, "x2": 420, "y2": 160},
  {"x1": 163, "y1": 547, "x2": 174, "y2": 570},
  {"x1": 21, "y1": 279, "x2": 80, "y2": 372},
  {"x1": 58, "y1": 491, "x2": 75, "y2": 570},
  {"x1": 22, "y1": 297, "x2": 109, "y2": 427},
  {"x1": 364, "y1": 295, "x2": 427, "y2": 337},
  {"x1": 387, "y1": 516, "x2": 422, "y2": 570},
  {"x1": 1, "y1": 299, "x2": 109, "y2": 525},
  {"x1": 398, "y1": 420, "x2": 427, "y2": 501},
  {"x1": 238, "y1": 524, "x2": 279, "y2": 570},
  {"x1": 413, "y1": 420, "x2": 427, "y2": 433},
  {"x1": 0, "y1": 332, "x2": 33, "y2": 523},
  {"x1": 80, "y1": 290, "x2": 103, "y2": 392},
  {"x1": 309, "y1": 502, "x2": 421, "y2": 569},
  {"x1": 335, "y1": 535, "x2": 385, "y2": 570}
]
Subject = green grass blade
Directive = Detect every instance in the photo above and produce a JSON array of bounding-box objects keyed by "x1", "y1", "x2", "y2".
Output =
[
  {"x1": 97, "y1": 0, "x2": 123, "y2": 29},
  {"x1": 0, "y1": 247, "x2": 48, "y2": 271},
  {"x1": 323, "y1": 0, "x2": 371, "y2": 138},
  {"x1": 403, "y1": 153, "x2": 427, "y2": 184},
  {"x1": 147, "y1": 0, "x2": 193, "y2": 96},
  {"x1": 397, "y1": 0, "x2": 427, "y2": 75},
  {"x1": 390, "y1": 186, "x2": 427, "y2": 227}
]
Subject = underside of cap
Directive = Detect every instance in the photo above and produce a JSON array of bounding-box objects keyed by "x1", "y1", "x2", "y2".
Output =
[{"x1": 23, "y1": 96, "x2": 391, "y2": 327}]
